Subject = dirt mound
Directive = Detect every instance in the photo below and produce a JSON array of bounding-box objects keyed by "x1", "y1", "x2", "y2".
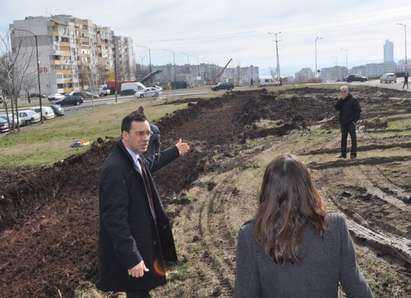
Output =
[{"x1": 1, "y1": 86, "x2": 410, "y2": 297}]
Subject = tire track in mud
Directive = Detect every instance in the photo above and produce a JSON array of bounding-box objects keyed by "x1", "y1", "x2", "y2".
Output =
[
  {"x1": 197, "y1": 185, "x2": 236, "y2": 297},
  {"x1": 308, "y1": 155, "x2": 411, "y2": 170},
  {"x1": 300, "y1": 142, "x2": 411, "y2": 155},
  {"x1": 321, "y1": 188, "x2": 411, "y2": 267}
]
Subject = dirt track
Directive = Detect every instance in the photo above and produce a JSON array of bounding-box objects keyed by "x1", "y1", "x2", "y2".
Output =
[{"x1": 1, "y1": 86, "x2": 410, "y2": 297}]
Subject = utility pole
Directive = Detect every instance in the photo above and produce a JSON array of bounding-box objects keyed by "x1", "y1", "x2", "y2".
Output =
[
  {"x1": 34, "y1": 35, "x2": 43, "y2": 123},
  {"x1": 397, "y1": 23, "x2": 408, "y2": 66},
  {"x1": 148, "y1": 48, "x2": 152, "y2": 84},
  {"x1": 315, "y1": 36, "x2": 323, "y2": 77},
  {"x1": 341, "y1": 48, "x2": 349, "y2": 74},
  {"x1": 13, "y1": 28, "x2": 43, "y2": 123},
  {"x1": 114, "y1": 40, "x2": 118, "y2": 103},
  {"x1": 268, "y1": 32, "x2": 281, "y2": 82}
]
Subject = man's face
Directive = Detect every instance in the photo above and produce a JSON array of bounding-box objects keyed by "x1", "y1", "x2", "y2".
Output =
[
  {"x1": 122, "y1": 120, "x2": 151, "y2": 153},
  {"x1": 340, "y1": 88, "x2": 348, "y2": 97}
]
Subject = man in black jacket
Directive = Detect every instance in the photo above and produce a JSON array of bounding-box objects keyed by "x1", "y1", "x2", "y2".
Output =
[
  {"x1": 335, "y1": 86, "x2": 361, "y2": 159},
  {"x1": 96, "y1": 112, "x2": 190, "y2": 297}
]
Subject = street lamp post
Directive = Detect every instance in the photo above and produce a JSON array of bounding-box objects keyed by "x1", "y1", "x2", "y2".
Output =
[
  {"x1": 397, "y1": 23, "x2": 408, "y2": 67},
  {"x1": 13, "y1": 28, "x2": 43, "y2": 123},
  {"x1": 268, "y1": 32, "x2": 281, "y2": 82},
  {"x1": 315, "y1": 36, "x2": 323, "y2": 77}
]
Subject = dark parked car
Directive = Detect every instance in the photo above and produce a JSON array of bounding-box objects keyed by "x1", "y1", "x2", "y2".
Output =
[
  {"x1": 28, "y1": 93, "x2": 46, "y2": 99},
  {"x1": 211, "y1": 82, "x2": 234, "y2": 91},
  {"x1": 50, "y1": 104, "x2": 65, "y2": 116},
  {"x1": 344, "y1": 74, "x2": 368, "y2": 82},
  {"x1": 54, "y1": 95, "x2": 84, "y2": 106}
]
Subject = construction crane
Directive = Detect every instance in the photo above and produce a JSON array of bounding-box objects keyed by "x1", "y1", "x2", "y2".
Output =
[{"x1": 213, "y1": 58, "x2": 232, "y2": 84}]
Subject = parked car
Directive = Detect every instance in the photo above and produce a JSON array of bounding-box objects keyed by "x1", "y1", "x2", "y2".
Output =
[
  {"x1": 18, "y1": 110, "x2": 41, "y2": 125},
  {"x1": 147, "y1": 85, "x2": 163, "y2": 92},
  {"x1": 50, "y1": 104, "x2": 65, "y2": 116},
  {"x1": 211, "y1": 82, "x2": 234, "y2": 91},
  {"x1": 99, "y1": 85, "x2": 111, "y2": 96},
  {"x1": 54, "y1": 95, "x2": 84, "y2": 106},
  {"x1": 48, "y1": 93, "x2": 65, "y2": 101},
  {"x1": 69, "y1": 90, "x2": 99, "y2": 99},
  {"x1": 344, "y1": 74, "x2": 368, "y2": 82},
  {"x1": 0, "y1": 116, "x2": 9, "y2": 133},
  {"x1": 143, "y1": 87, "x2": 160, "y2": 97},
  {"x1": 28, "y1": 93, "x2": 46, "y2": 99},
  {"x1": 120, "y1": 89, "x2": 137, "y2": 96},
  {"x1": 31, "y1": 106, "x2": 55, "y2": 120},
  {"x1": 380, "y1": 73, "x2": 397, "y2": 83},
  {"x1": 0, "y1": 113, "x2": 23, "y2": 127}
]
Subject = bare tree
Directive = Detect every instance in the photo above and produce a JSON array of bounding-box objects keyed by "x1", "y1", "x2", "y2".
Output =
[{"x1": 0, "y1": 30, "x2": 35, "y2": 132}]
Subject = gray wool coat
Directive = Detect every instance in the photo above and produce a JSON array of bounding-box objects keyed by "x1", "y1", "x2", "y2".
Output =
[{"x1": 234, "y1": 213, "x2": 373, "y2": 298}]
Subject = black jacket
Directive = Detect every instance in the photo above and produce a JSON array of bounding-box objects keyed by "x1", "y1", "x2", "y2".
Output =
[
  {"x1": 96, "y1": 141, "x2": 179, "y2": 292},
  {"x1": 335, "y1": 94, "x2": 361, "y2": 125}
]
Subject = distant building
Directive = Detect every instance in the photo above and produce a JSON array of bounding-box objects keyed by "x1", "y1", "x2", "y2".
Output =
[
  {"x1": 10, "y1": 15, "x2": 135, "y2": 95},
  {"x1": 320, "y1": 66, "x2": 348, "y2": 81},
  {"x1": 294, "y1": 68, "x2": 314, "y2": 82},
  {"x1": 148, "y1": 63, "x2": 259, "y2": 87},
  {"x1": 384, "y1": 40, "x2": 394, "y2": 63}
]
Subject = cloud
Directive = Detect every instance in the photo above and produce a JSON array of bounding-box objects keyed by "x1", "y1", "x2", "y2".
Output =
[{"x1": 1, "y1": 0, "x2": 411, "y2": 75}]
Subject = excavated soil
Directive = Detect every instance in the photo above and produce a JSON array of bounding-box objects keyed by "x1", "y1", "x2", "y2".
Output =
[{"x1": 1, "y1": 86, "x2": 411, "y2": 297}]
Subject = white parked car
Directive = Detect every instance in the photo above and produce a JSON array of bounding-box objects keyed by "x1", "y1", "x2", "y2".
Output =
[
  {"x1": 48, "y1": 93, "x2": 65, "y2": 101},
  {"x1": 31, "y1": 106, "x2": 56, "y2": 120},
  {"x1": 143, "y1": 87, "x2": 161, "y2": 97},
  {"x1": 0, "y1": 113, "x2": 23, "y2": 127},
  {"x1": 18, "y1": 110, "x2": 41, "y2": 125}
]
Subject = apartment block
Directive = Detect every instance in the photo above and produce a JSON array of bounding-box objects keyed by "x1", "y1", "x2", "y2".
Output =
[{"x1": 10, "y1": 15, "x2": 135, "y2": 95}]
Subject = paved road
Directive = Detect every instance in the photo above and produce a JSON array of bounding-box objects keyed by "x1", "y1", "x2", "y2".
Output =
[{"x1": 351, "y1": 79, "x2": 411, "y2": 92}]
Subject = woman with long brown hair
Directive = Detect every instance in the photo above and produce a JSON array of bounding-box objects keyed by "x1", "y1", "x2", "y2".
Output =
[{"x1": 234, "y1": 154, "x2": 373, "y2": 298}]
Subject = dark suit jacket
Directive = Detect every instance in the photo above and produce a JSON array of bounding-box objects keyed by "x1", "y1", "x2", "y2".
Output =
[
  {"x1": 96, "y1": 140, "x2": 179, "y2": 291},
  {"x1": 234, "y1": 213, "x2": 373, "y2": 298}
]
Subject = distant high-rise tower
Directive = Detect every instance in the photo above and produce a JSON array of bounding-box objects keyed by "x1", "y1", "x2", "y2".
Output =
[{"x1": 384, "y1": 40, "x2": 394, "y2": 63}]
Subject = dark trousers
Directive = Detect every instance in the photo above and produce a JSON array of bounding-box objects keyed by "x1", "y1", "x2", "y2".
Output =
[
  {"x1": 403, "y1": 80, "x2": 408, "y2": 89},
  {"x1": 341, "y1": 122, "x2": 357, "y2": 157},
  {"x1": 126, "y1": 290, "x2": 151, "y2": 298}
]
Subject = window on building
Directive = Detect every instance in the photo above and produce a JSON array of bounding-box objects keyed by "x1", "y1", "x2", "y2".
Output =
[{"x1": 57, "y1": 84, "x2": 64, "y2": 88}]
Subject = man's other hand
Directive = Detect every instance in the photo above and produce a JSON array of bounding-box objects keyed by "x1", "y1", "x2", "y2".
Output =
[{"x1": 128, "y1": 260, "x2": 149, "y2": 278}]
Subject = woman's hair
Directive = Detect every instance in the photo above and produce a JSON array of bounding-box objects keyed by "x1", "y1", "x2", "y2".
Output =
[{"x1": 254, "y1": 154, "x2": 326, "y2": 264}]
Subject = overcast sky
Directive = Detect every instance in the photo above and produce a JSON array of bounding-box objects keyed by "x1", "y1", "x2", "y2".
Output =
[{"x1": 1, "y1": 0, "x2": 411, "y2": 76}]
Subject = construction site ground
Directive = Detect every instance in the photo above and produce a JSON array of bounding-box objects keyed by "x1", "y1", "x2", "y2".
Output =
[{"x1": 0, "y1": 85, "x2": 410, "y2": 297}]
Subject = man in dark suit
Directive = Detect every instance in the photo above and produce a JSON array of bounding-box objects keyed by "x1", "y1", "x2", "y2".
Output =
[
  {"x1": 335, "y1": 85, "x2": 361, "y2": 159},
  {"x1": 96, "y1": 111, "x2": 190, "y2": 297}
]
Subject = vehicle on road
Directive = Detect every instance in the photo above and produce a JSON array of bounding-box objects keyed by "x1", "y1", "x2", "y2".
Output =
[
  {"x1": 120, "y1": 82, "x2": 146, "y2": 96},
  {"x1": 344, "y1": 74, "x2": 368, "y2": 82},
  {"x1": 147, "y1": 85, "x2": 163, "y2": 92},
  {"x1": 120, "y1": 89, "x2": 137, "y2": 96},
  {"x1": 211, "y1": 82, "x2": 234, "y2": 91},
  {"x1": 18, "y1": 110, "x2": 41, "y2": 125},
  {"x1": 50, "y1": 104, "x2": 65, "y2": 116},
  {"x1": 380, "y1": 73, "x2": 397, "y2": 84},
  {"x1": 54, "y1": 95, "x2": 84, "y2": 106},
  {"x1": 144, "y1": 87, "x2": 161, "y2": 97},
  {"x1": 69, "y1": 90, "x2": 99, "y2": 99},
  {"x1": 99, "y1": 85, "x2": 111, "y2": 96},
  {"x1": 0, "y1": 116, "x2": 9, "y2": 133},
  {"x1": 0, "y1": 113, "x2": 23, "y2": 127},
  {"x1": 31, "y1": 106, "x2": 56, "y2": 120},
  {"x1": 48, "y1": 93, "x2": 65, "y2": 101},
  {"x1": 28, "y1": 93, "x2": 46, "y2": 99}
]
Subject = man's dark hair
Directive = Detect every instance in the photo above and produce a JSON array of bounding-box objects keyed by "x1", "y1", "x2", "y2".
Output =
[{"x1": 121, "y1": 111, "x2": 147, "y2": 132}]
